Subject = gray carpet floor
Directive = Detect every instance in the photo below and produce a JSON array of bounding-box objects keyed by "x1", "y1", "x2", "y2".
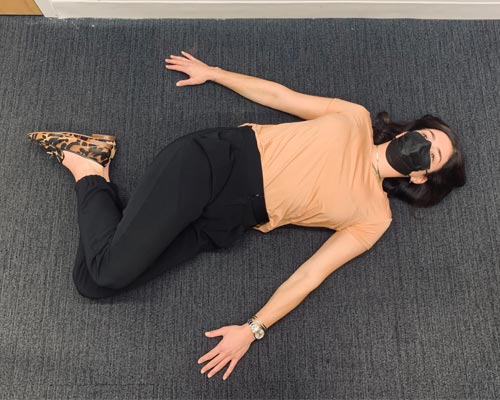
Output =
[{"x1": 0, "y1": 16, "x2": 499, "y2": 400}]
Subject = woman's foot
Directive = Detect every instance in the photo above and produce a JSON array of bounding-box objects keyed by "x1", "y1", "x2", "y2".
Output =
[{"x1": 62, "y1": 150, "x2": 110, "y2": 183}]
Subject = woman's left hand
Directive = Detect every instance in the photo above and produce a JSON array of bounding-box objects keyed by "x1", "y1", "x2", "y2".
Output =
[{"x1": 198, "y1": 324, "x2": 256, "y2": 380}]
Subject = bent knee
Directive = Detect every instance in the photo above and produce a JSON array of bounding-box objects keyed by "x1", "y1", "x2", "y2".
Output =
[
  {"x1": 73, "y1": 267, "x2": 124, "y2": 299},
  {"x1": 85, "y1": 253, "x2": 133, "y2": 290},
  {"x1": 73, "y1": 280, "x2": 116, "y2": 299},
  {"x1": 91, "y1": 274, "x2": 130, "y2": 291}
]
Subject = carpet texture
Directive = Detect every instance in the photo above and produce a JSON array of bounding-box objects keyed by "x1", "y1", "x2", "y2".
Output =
[{"x1": 0, "y1": 16, "x2": 499, "y2": 399}]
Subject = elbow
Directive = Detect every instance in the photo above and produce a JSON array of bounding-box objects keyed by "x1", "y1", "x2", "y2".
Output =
[
  {"x1": 306, "y1": 277, "x2": 323, "y2": 291},
  {"x1": 292, "y1": 273, "x2": 322, "y2": 293}
]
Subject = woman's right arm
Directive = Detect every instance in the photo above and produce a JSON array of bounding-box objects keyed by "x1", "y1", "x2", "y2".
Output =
[{"x1": 165, "y1": 51, "x2": 358, "y2": 120}]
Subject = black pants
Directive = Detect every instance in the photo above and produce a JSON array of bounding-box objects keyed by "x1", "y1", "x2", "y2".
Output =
[{"x1": 72, "y1": 126, "x2": 269, "y2": 299}]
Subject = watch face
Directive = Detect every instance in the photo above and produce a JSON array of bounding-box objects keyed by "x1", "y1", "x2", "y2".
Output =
[{"x1": 255, "y1": 329, "x2": 264, "y2": 339}]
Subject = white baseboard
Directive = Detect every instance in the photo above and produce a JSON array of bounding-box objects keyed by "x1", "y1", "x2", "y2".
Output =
[{"x1": 36, "y1": 0, "x2": 500, "y2": 19}]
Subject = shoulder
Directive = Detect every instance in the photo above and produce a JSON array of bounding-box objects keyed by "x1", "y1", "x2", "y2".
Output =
[
  {"x1": 325, "y1": 98, "x2": 370, "y2": 116},
  {"x1": 323, "y1": 100, "x2": 372, "y2": 133},
  {"x1": 341, "y1": 218, "x2": 392, "y2": 250},
  {"x1": 354, "y1": 218, "x2": 392, "y2": 235}
]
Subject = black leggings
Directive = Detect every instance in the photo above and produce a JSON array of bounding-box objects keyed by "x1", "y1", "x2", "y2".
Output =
[{"x1": 72, "y1": 126, "x2": 269, "y2": 299}]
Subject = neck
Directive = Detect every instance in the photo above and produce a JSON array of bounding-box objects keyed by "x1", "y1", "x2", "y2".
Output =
[{"x1": 372, "y1": 142, "x2": 406, "y2": 180}]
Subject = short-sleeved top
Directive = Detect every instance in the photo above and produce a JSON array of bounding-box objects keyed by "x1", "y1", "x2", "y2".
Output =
[{"x1": 239, "y1": 98, "x2": 392, "y2": 250}]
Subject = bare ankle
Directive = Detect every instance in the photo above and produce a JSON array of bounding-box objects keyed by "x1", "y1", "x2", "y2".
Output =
[
  {"x1": 73, "y1": 168, "x2": 106, "y2": 183},
  {"x1": 62, "y1": 150, "x2": 106, "y2": 182},
  {"x1": 104, "y1": 164, "x2": 111, "y2": 182}
]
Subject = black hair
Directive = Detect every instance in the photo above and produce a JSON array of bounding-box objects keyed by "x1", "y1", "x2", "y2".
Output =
[{"x1": 373, "y1": 112, "x2": 466, "y2": 207}]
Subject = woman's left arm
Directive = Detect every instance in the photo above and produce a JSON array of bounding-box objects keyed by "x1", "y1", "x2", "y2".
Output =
[{"x1": 198, "y1": 230, "x2": 368, "y2": 380}]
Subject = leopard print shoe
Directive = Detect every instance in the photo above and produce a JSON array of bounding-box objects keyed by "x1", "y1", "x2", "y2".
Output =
[
  {"x1": 92, "y1": 134, "x2": 117, "y2": 159},
  {"x1": 27, "y1": 131, "x2": 115, "y2": 167},
  {"x1": 28, "y1": 131, "x2": 117, "y2": 160}
]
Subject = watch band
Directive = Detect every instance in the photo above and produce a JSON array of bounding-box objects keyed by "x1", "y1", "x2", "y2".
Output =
[
  {"x1": 247, "y1": 315, "x2": 267, "y2": 340},
  {"x1": 251, "y1": 315, "x2": 268, "y2": 331}
]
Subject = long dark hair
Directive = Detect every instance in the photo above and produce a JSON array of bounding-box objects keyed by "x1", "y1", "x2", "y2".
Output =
[{"x1": 373, "y1": 112, "x2": 466, "y2": 207}]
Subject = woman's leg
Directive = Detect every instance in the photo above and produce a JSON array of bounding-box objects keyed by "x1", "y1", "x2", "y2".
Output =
[
  {"x1": 70, "y1": 136, "x2": 214, "y2": 292},
  {"x1": 72, "y1": 217, "x2": 214, "y2": 299}
]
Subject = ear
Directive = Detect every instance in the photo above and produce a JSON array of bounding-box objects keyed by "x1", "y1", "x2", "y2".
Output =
[{"x1": 409, "y1": 174, "x2": 428, "y2": 184}]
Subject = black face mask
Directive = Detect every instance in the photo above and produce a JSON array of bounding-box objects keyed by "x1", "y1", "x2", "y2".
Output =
[{"x1": 386, "y1": 130, "x2": 431, "y2": 176}]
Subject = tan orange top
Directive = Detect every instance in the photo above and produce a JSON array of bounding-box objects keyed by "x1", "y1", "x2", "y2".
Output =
[{"x1": 240, "y1": 98, "x2": 392, "y2": 250}]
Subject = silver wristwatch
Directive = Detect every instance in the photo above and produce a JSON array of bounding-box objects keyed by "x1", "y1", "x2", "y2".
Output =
[{"x1": 247, "y1": 315, "x2": 267, "y2": 340}]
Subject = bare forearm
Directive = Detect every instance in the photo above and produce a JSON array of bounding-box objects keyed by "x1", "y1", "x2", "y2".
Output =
[
  {"x1": 210, "y1": 67, "x2": 289, "y2": 111},
  {"x1": 244, "y1": 277, "x2": 316, "y2": 332}
]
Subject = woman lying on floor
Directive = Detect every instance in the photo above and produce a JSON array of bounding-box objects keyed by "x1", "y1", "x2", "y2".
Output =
[{"x1": 28, "y1": 50, "x2": 465, "y2": 381}]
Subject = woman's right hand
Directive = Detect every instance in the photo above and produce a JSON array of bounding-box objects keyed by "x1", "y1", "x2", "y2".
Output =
[{"x1": 164, "y1": 51, "x2": 218, "y2": 87}]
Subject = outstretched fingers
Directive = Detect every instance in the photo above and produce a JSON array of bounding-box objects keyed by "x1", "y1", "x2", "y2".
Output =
[{"x1": 180, "y1": 50, "x2": 197, "y2": 60}]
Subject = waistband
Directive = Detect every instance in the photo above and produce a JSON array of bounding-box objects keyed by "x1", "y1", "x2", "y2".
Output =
[
  {"x1": 238, "y1": 126, "x2": 269, "y2": 225},
  {"x1": 222, "y1": 126, "x2": 269, "y2": 226},
  {"x1": 249, "y1": 193, "x2": 268, "y2": 226},
  {"x1": 190, "y1": 125, "x2": 270, "y2": 227}
]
